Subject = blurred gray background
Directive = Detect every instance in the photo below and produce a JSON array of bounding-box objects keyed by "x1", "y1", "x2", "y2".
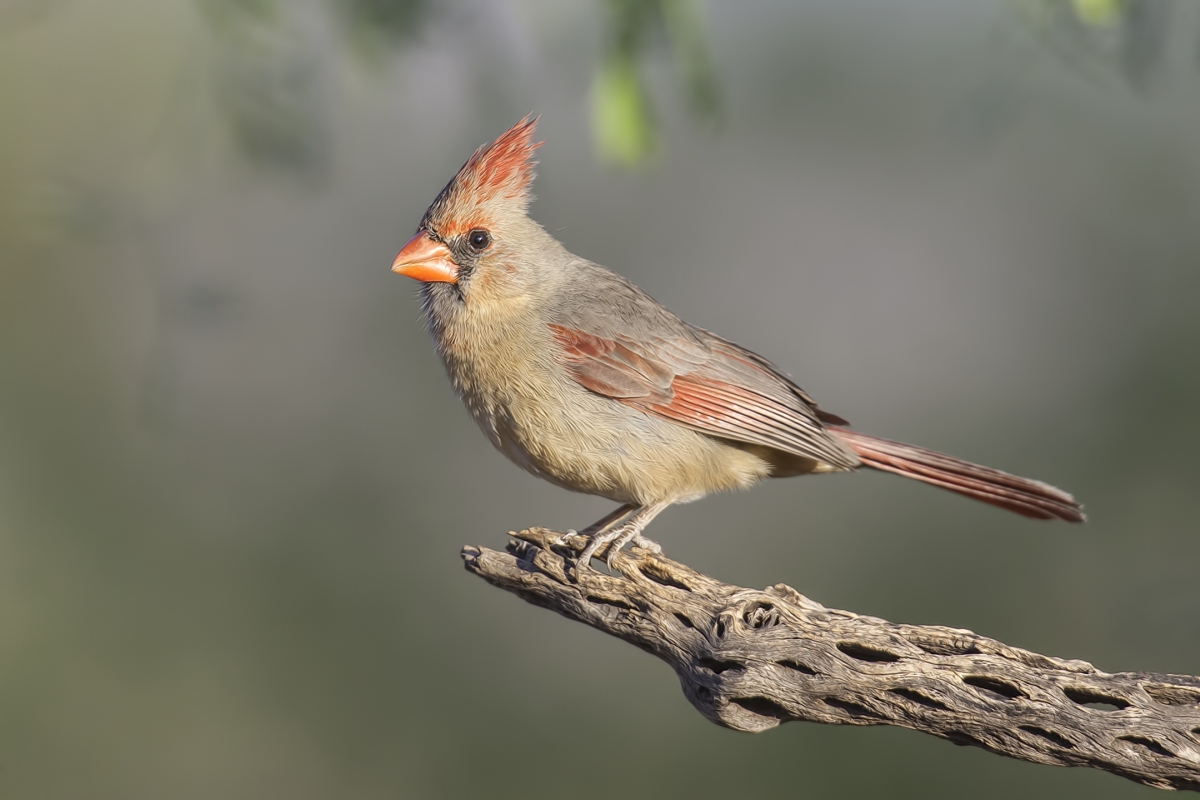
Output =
[{"x1": 2, "y1": 0, "x2": 1199, "y2": 797}]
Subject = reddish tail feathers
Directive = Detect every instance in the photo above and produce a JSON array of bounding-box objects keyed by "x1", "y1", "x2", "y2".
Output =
[{"x1": 828, "y1": 427, "x2": 1084, "y2": 523}]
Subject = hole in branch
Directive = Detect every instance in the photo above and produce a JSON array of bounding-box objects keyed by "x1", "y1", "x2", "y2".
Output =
[
  {"x1": 743, "y1": 602, "x2": 779, "y2": 629},
  {"x1": 673, "y1": 613, "x2": 696, "y2": 629},
  {"x1": 638, "y1": 564, "x2": 692, "y2": 591},
  {"x1": 963, "y1": 676, "x2": 1024, "y2": 700},
  {"x1": 1020, "y1": 725, "x2": 1075, "y2": 749},
  {"x1": 1143, "y1": 683, "x2": 1200, "y2": 706},
  {"x1": 837, "y1": 642, "x2": 901, "y2": 663},
  {"x1": 908, "y1": 636, "x2": 981, "y2": 657},
  {"x1": 1118, "y1": 736, "x2": 1173, "y2": 758},
  {"x1": 506, "y1": 539, "x2": 535, "y2": 560},
  {"x1": 731, "y1": 697, "x2": 791, "y2": 720},
  {"x1": 1063, "y1": 687, "x2": 1130, "y2": 711},
  {"x1": 777, "y1": 659, "x2": 818, "y2": 676},
  {"x1": 889, "y1": 688, "x2": 950, "y2": 711},
  {"x1": 945, "y1": 730, "x2": 986, "y2": 749},
  {"x1": 714, "y1": 617, "x2": 727, "y2": 638},
  {"x1": 699, "y1": 657, "x2": 742, "y2": 675},
  {"x1": 823, "y1": 697, "x2": 880, "y2": 719},
  {"x1": 585, "y1": 595, "x2": 635, "y2": 611}
]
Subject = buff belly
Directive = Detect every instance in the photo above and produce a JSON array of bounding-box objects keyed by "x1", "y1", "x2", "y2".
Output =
[{"x1": 483, "y1": 385, "x2": 773, "y2": 506}]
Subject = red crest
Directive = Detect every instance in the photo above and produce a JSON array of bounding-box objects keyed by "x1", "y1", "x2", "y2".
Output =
[{"x1": 422, "y1": 116, "x2": 543, "y2": 237}]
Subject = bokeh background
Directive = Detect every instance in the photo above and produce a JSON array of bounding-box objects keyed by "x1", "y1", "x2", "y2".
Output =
[{"x1": 2, "y1": 0, "x2": 1199, "y2": 797}]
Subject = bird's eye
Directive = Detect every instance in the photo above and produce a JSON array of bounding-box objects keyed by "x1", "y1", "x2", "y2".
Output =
[{"x1": 467, "y1": 228, "x2": 492, "y2": 252}]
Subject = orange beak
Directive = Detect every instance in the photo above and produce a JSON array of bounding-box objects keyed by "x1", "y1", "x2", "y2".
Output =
[{"x1": 391, "y1": 231, "x2": 459, "y2": 284}]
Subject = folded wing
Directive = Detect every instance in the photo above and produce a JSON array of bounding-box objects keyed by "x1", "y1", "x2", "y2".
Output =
[{"x1": 548, "y1": 324, "x2": 860, "y2": 470}]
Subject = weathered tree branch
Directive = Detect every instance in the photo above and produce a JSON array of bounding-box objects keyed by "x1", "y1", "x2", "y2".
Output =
[{"x1": 462, "y1": 529, "x2": 1200, "y2": 792}]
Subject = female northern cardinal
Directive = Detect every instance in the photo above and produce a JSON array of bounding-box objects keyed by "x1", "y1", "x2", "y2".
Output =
[{"x1": 392, "y1": 117, "x2": 1083, "y2": 571}]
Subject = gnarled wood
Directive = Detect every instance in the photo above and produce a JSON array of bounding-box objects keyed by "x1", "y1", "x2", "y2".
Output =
[{"x1": 462, "y1": 529, "x2": 1200, "y2": 792}]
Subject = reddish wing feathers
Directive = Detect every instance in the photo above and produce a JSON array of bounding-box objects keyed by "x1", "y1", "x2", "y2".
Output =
[
  {"x1": 548, "y1": 324, "x2": 860, "y2": 470},
  {"x1": 547, "y1": 325, "x2": 674, "y2": 398},
  {"x1": 647, "y1": 376, "x2": 827, "y2": 455},
  {"x1": 830, "y1": 426, "x2": 1085, "y2": 522},
  {"x1": 701, "y1": 337, "x2": 848, "y2": 426}
]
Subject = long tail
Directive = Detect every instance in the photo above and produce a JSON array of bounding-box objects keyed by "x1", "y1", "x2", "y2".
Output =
[{"x1": 828, "y1": 426, "x2": 1085, "y2": 523}]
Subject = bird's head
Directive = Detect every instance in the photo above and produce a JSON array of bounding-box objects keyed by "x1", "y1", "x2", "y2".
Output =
[{"x1": 392, "y1": 116, "x2": 554, "y2": 306}]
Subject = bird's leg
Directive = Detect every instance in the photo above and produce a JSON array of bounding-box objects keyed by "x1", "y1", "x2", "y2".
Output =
[
  {"x1": 575, "y1": 501, "x2": 671, "y2": 575},
  {"x1": 602, "y1": 502, "x2": 671, "y2": 568},
  {"x1": 579, "y1": 503, "x2": 638, "y2": 537},
  {"x1": 554, "y1": 503, "x2": 635, "y2": 546}
]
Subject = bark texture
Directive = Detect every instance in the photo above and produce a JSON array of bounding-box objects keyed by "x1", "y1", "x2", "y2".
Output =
[{"x1": 462, "y1": 529, "x2": 1200, "y2": 792}]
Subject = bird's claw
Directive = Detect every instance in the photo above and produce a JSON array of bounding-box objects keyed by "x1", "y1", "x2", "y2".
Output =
[
  {"x1": 604, "y1": 548, "x2": 620, "y2": 572},
  {"x1": 571, "y1": 533, "x2": 614, "y2": 582}
]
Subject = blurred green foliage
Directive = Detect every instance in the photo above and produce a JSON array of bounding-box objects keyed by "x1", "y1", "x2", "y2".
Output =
[
  {"x1": 193, "y1": 0, "x2": 717, "y2": 168},
  {"x1": 1018, "y1": 0, "x2": 1171, "y2": 87},
  {"x1": 593, "y1": 0, "x2": 719, "y2": 165},
  {"x1": 186, "y1": 0, "x2": 1186, "y2": 171}
]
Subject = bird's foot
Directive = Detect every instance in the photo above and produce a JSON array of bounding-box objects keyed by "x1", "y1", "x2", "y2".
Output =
[
  {"x1": 574, "y1": 525, "x2": 652, "y2": 578},
  {"x1": 574, "y1": 530, "x2": 617, "y2": 579},
  {"x1": 573, "y1": 526, "x2": 635, "y2": 579},
  {"x1": 571, "y1": 501, "x2": 670, "y2": 581}
]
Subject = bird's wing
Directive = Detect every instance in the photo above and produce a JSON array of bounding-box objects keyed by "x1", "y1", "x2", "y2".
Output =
[{"x1": 548, "y1": 323, "x2": 860, "y2": 470}]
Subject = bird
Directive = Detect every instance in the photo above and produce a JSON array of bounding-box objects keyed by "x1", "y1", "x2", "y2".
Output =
[{"x1": 391, "y1": 116, "x2": 1083, "y2": 573}]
